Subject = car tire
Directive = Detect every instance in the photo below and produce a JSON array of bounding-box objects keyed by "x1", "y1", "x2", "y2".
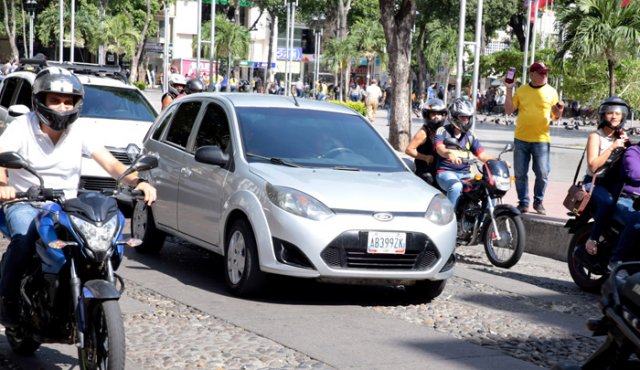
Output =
[
  {"x1": 405, "y1": 279, "x2": 446, "y2": 302},
  {"x1": 224, "y1": 219, "x2": 266, "y2": 296},
  {"x1": 131, "y1": 201, "x2": 166, "y2": 254}
]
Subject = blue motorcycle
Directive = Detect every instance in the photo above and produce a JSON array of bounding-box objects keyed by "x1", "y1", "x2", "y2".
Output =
[{"x1": 0, "y1": 151, "x2": 157, "y2": 370}]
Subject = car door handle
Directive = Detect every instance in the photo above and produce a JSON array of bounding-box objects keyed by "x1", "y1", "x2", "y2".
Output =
[{"x1": 180, "y1": 168, "x2": 192, "y2": 176}]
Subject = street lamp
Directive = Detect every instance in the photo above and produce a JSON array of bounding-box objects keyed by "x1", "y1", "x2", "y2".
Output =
[
  {"x1": 25, "y1": 0, "x2": 37, "y2": 58},
  {"x1": 311, "y1": 14, "x2": 325, "y2": 99}
]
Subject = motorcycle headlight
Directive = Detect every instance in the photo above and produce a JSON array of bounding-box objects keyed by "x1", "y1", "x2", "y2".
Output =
[
  {"x1": 494, "y1": 176, "x2": 511, "y2": 191},
  {"x1": 266, "y1": 183, "x2": 334, "y2": 221},
  {"x1": 425, "y1": 194, "x2": 455, "y2": 225},
  {"x1": 70, "y1": 215, "x2": 118, "y2": 253}
]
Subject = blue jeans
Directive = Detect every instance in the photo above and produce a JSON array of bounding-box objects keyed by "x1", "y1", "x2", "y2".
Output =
[
  {"x1": 436, "y1": 171, "x2": 471, "y2": 208},
  {"x1": 514, "y1": 138, "x2": 550, "y2": 206},
  {"x1": 584, "y1": 182, "x2": 616, "y2": 241},
  {"x1": 611, "y1": 197, "x2": 640, "y2": 263},
  {"x1": 0, "y1": 204, "x2": 39, "y2": 299},
  {"x1": 385, "y1": 104, "x2": 391, "y2": 125}
]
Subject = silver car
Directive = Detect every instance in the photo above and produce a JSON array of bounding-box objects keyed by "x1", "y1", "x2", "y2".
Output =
[{"x1": 132, "y1": 93, "x2": 456, "y2": 300}]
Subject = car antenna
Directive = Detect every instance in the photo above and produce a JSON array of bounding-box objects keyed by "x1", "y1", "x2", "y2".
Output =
[{"x1": 291, "y1": 93, "x2": 300, "y2": 107}]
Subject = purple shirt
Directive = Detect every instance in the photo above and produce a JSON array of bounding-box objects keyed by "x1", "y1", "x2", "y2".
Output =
[{"x1": 622, "y1": 144, "x2": 640, "y2": 195}]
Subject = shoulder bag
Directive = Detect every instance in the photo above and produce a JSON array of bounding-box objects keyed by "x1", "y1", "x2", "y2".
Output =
[{"x1": 563, "y1": 148, "x2": 594, "y2": 216}]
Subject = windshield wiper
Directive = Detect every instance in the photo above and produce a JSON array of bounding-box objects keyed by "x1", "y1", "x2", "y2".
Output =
[
  {"x1": 245, "y1": 152, "x2": 301, "y2": 167},
  {"x1": 332, "y1": 166, "x2": 361, "y2": 171}
]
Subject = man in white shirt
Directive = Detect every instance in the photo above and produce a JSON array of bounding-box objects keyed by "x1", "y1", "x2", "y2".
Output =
[
  {"x1": 0, "y1": 67, "x2": 157, "y2": 327},
  {"x1": 365, "y1": 79, "x2": 383, "y2": 123}
]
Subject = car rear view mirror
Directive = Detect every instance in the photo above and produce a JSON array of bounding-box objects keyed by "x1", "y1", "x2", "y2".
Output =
[
  {"x1": 195, "y1": 146, "x2": 229, "y2": 167},
  {"x1": 8, "y1": 104, "x2": 30, "y2": 117}
]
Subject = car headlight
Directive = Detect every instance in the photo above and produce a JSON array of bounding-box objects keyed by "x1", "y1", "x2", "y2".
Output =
[
  {"x1": 266, "y1": 183, "x2": 334, "y2": 221},
  {"x1": 494, "y1": 176, "x2": 511, "y2": 191},
  {"x1": 70, "y1": 214, "x2": 118, "y2": 253},
  {"x1": 425, "y1": 194, "x2": 455, "y2": 225}
]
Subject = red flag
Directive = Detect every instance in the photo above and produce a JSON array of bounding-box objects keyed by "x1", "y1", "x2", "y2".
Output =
[
  {"x1": 529, "y1": 0, "x2": 553, "y2": 23},
  {"x1": 622, "y1": 0, "x2": 632, "y2": 7}
]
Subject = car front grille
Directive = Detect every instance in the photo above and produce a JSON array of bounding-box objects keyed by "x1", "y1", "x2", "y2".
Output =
[
  {"x1": 320, "y1": 231, "x2": 440, "y2": 271},
  {"x1": 79, "y1": 176, "x2": 117, "y2": 191}
]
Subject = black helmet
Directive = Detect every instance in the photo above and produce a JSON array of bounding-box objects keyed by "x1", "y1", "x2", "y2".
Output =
[
  {"x1": 32, "y1": 67, "x2": 84, "y2": 131},
  {"x1": 448, "y1": 97, "x2": 474, "y2": 133},
  {"x1": 421, "y1": 98, "x2": 447, "y2": 129},
  {"x1": 598, "y1": 96, "x2": 629, "y2": 130},
  {"x1": 185, "y1": 78, "x2": 205, "y2": 94}
]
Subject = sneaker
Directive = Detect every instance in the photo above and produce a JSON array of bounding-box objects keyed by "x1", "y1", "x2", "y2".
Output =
[
  {"x1": 516, "y1": 204, "x2": 528, "y2": 214},
  {"x1": 533, "y1": 202, "x2": 546, "y2": 215},
  {"x1": 0, "y1": 297, "x2": 19, "y2": 328}
]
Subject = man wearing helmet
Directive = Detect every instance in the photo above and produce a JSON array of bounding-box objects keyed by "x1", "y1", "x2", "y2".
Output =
[
  {"x1": 504, "y1": 62, "x2": 564, "y2": 215},
  {"x1": 161, "y1": 73, "x2": 187, "y2": 110},
  {"x1": 0, "y1": 67, "x2": 157, "y2": 327},
  {"x1": 405, "y1": 98, "x2": 447, "y2": 184},
  {"x1": 581, "y1": 97, "x2": 630, "y2": 258},
  {"x1": 433, "y1": 98, "x2": 495, "y2": 207},
  {"x1": 184, "y1": 78, "x2": 205, "y2": 94}
]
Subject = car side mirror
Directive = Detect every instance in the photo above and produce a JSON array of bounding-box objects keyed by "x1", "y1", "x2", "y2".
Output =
[
  {"x1": 194, "y1": 145, "x2": 229, "y2": 167},
  {"x1": 8, "y1": 104, "x2": 30, "y2": 117}
]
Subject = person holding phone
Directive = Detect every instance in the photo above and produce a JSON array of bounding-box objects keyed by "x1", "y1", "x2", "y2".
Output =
[{"x1": 504, "y1": 62, "x2": 564, "y2": 215}]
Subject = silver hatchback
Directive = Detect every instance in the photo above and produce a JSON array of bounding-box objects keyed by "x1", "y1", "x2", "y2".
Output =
[{"x1": 132, "y1": 93, "x2": 456, "y2": 300}]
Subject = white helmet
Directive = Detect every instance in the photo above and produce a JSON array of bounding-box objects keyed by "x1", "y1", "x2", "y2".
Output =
[{"x1": 169, "y1": 74, "x2": 187, "y2": 87}]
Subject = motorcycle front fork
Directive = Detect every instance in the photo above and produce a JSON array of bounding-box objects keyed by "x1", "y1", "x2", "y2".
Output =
[{"x1": 470, "y1": 190, "x2": 512, "y2": 246}]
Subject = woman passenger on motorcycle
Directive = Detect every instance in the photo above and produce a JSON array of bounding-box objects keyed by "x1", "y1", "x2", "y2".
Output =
[
  {"x1": 0, "y1": 67, "x2": 157, "y2": 327},
  {"x1": 405, "y1": 98, "x2": 448, "y2": 184},
  {"x1": 582, "y1": 97, "x2": 630, "y2": 256},
  {"x1": 434, "y1": 98, "x2": 495, "y2": 207}
]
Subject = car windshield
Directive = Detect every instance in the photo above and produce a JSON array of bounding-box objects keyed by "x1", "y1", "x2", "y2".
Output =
[
  {"x1": 80, "y1": 85, "x2": 157, "y2": 121},
  {"x1": 237, "y1": 107, "x2": 404, "y2": 172}
]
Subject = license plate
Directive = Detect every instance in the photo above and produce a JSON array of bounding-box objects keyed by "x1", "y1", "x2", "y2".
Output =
[{"x1": 367, "y1": 232, "x2": 406, "y2": 254}]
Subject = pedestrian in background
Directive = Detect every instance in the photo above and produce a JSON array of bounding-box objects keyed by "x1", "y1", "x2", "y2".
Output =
[
  {"x1": 382, "y1": 79, "x2": 393, "y2": 126},
  {"x1": 504, "y1": 62, "x2": 564, "y2": 215},
  {"x1": 365, "y1": 79, "x2": 383, "y2": 123}
]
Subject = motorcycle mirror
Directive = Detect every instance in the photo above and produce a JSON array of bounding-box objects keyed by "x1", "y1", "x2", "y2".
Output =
[
  {"x1": 443, "y1": 138, "x2": 462, "y2": 149},
  {"x1": 0, "y1": 151, "x2": 29, "y2": 169},
  {"x1": 503, "y1": 143, "x2": 514, "y2": 153},
  {"x1": 130, "y1": 155, "x2": 158, "y2": 173}
]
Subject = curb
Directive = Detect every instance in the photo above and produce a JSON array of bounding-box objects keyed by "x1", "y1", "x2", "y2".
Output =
[{"x1": 522, "y1": 215, "x2": 571, "y2": 262}]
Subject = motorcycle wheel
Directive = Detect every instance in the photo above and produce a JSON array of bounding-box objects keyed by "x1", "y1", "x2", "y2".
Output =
[
  {"x1": 567, "y1": 222, "x2": 607, "y2": 292},
  {"x1": 131, "y1": 201, "x2": 166, "y2": 254},
  {"x1": 6, "y1": 327, "x2": 41, "y2": 355},
  {"x1": 78, "y1": 300, "x2": 125, "y2": 370},
  {"x1": 482, "y1": 210, "x2": 525, "y2": 268},
  {"x1": 224, "y1": 219, "x2": 266, "y2": 296}
]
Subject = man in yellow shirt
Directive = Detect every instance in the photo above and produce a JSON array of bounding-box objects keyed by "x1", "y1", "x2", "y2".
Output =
[{"x1": 505, "y1": 62, "x2": 564, "y2": 215}]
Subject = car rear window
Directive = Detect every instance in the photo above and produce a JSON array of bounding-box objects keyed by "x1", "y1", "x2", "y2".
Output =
[
  {"x1": 236, "y1": 107, "x2": 404, "y2": 172},
  {"x1": 80, "y1": 85, "x2": 156, "y2": 121}
]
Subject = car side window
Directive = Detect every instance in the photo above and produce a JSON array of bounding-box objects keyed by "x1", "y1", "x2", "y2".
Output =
[
  {"x1": 164, "y1": 101, "x2": 201, "y2": 148},
  {"x1": 152, "y1": 105, "x2": 176, "y2": 141},
  {"x1": 194, "y1": 103, "x2": 231, "y2": 153},
  {"x1": 15, "y1": 80, "x2": 32, "y2": 107},
  {"x1": 0, "y1": 78, "x2": 19, "y2": 108}
]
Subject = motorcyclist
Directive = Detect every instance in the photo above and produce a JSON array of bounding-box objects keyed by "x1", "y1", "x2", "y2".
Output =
[
  {"x1": 434, "y1": 98, "x2": 495, "y2": 207},
  {"x1": 184, "y1": 78, "x2": 205, "y2": 95},
  {"x1": 0, "y1": 67, "x2": 157, "y2": 327},
  {"x1": 405, "y1": 98, "x2": 448, "y2": 184},
  {"x1": 161, "y1": 73, "x2": 187, "y2": 110}
]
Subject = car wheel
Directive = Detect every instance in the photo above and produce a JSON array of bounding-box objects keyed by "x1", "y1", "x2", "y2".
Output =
[
  {"x1": 224, "y1": 219, "x2": 266, "y2": 296},
  {"x1": 405, "y1": 279, "x2": 446, "y2": 302},
  {"x1": 131, "y1": 201, "x2": 166, "y2": 254}
]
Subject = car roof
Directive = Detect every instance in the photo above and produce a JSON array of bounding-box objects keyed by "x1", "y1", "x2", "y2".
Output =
[{"x1": 187, "y1": 93, "x2": 361, "y2": 115}]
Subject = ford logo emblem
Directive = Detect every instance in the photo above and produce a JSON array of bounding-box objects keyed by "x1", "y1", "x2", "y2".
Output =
[{"x1": 373, "y1": 212, "x2": 393, "y2": 222}]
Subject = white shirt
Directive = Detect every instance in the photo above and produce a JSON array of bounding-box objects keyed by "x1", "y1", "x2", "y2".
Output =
[
  {"x1": 0, "y1": 112, "x2": 102, "y2": 198},
  {"x1": 365, "y1": 84, "x2": 383, "y2": 101}
]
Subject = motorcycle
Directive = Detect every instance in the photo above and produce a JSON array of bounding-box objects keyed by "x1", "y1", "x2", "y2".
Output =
[
  {"x1": 442, "y1": 139, "x2": 526, "y2": 268},
  {"x1": 0, "y1": 150, "x2": 157, "y2": 369},
  {"x1": 553, "y1": 262, "x2": 640, "y2": 370}
]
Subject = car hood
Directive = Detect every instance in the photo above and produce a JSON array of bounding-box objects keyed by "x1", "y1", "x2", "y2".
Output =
[
  {"x1": 249, "y1": 164, "x2": 439, "y2": 212},
  {"x1": 76, "y1": 118, "x2": 153, "y2": 147}
]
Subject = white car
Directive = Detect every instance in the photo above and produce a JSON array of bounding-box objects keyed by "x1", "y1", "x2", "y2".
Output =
[
  {"x1": 0, "y1": 61, "x2": 157, "y2": 197},
  {"x1": 133, "y1": 93, "x2": 457, "y2": 301}
]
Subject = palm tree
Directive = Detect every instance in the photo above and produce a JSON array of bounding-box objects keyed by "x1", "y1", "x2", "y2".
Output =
[
  {"x1": 102, "y1": 14, "x2": 140, "y2": 64},
  {"x1": 556, "y1": 0, "x2": 640, "y2": 96},
  {"x1": 424, "y1": 23, "x2": 457, "y2": 103},
  {"x1": 349, "y1": 20, "x2": 386, "y2": 87},
  {"x1": 323, "y1": 37, "x2": 354, "y2": 101}
]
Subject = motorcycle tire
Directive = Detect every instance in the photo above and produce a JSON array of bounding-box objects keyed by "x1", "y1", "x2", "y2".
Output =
[
  {"x1": 78, "y1": 300, "x2": 126, "y2": 370},
  {"x1": 131, "y1": 201, "x2": 166, "y2": 254},
  {"x1": 567, "y1": 222, "x2": 607, "y2": 292},
  {"x1": 5, "y1": 327, "x2": 41, "y2": 355},
  {"x1": 482, "y1": 210, "x2": 525, "y2": 269},
  {"x1": 224, "y1": 219, "x2": 267, "y2": 296}
]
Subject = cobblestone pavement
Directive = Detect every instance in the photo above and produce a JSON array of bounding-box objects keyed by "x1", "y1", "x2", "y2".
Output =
[{"x1": 0, "y1": 238, "x2": 609, "y2": 369}]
